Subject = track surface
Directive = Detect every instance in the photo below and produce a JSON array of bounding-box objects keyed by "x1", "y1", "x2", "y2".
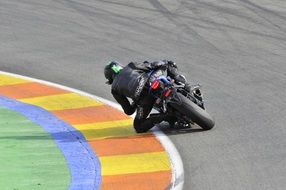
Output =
[{"x1": 1, "y1": 0, "x2": 286, "y2": 189}]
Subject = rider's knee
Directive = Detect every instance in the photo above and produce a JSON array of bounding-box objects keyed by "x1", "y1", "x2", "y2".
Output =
[
  {"x1": 134, "y1": 126, "x2": 148, "y2": 133},
  {"x1": 134, "y1": 120, "x2": 150, "y2": 133}
]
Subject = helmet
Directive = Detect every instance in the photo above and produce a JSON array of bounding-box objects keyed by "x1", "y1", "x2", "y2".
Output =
[{"x1": 104, "y1": 61, "x2": 123, "y2": 84}]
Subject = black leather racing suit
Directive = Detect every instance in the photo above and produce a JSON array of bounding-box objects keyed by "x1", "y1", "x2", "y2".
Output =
[{"x1": 111, "y1": 61, "x2": 182, "y2": 133}]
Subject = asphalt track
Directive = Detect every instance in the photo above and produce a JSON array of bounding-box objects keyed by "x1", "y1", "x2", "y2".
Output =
[{"x1": 0, "y1": 0, "x2": 286, "y2": 189}]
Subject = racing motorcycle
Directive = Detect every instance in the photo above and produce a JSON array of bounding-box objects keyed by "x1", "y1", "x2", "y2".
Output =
[{"x1": 148, "y1": 71, "x2": 215, "y2": 130}]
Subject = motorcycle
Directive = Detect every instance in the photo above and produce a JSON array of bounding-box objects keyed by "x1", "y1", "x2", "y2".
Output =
[{"x1": 148, "y1": 71, "x2": 215, "y2": 130}]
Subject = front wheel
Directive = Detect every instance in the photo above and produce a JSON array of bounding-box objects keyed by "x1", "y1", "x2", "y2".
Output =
[{"x1": 169, "y1": 92, "x2": 215, "y2": 130}]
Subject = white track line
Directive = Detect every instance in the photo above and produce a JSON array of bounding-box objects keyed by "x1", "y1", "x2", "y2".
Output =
[{"x1": 0, "y1": 71, "x2": 184, "y2": 190}]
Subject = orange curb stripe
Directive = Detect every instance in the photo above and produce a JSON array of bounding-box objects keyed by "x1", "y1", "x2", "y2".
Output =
[
  {"x1": 52, "y1": 105, "x2": 130, "y2": 125},
  {"x1": 0, "y1": 82, "x2": 69, "y2": 99},
  {"x1": 101, "y1": 171, "x2": 171, "y2": 190},
  {"x1": 89, "y1": 134, "x2": 165, "y2": 156}
]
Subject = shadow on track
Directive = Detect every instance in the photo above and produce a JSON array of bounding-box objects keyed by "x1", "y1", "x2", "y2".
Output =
[{"x1": 156, "y1": 123, "x2": 205, "y2": 136}]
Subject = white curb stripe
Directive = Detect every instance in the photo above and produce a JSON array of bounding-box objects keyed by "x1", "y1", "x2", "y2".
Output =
[{"x1": 0, "y1": 70, "x2": 184, "y2": 190}]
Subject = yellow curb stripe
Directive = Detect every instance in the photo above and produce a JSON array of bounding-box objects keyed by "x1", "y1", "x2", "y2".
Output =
[
  {"x1": 76, "y1": 124, "x2": 138, "y2": 140},
  {"x1": 0, "y1": 74, "x2": 30, "y2": 86},
  {"x1": 73, "y1": 119, "x2": 144, "y2": 140},
  {"x1": 73, "y1": 119, "x2": 154, "y2": 140},
  {"x1": 19, "y1": 93, "x2": 103, "y2": 111},
  {"x1": 74, "y1": 119, "x2": 133, "y2": 130},
  {"x1": 99, "y1": 152, "x2": 171, "y2": 176}
]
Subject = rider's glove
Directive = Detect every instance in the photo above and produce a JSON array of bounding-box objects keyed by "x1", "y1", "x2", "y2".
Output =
[
  {"x1": 150, "y1": 60, "x2": 178, "y2": 74},
  {"x1": 184, "y1": 83, "x2": 191, "y2": 93},
  {"x1": 150, "y1": 60, "x2": 168, "y2": 69},
  {"x1": 174, "y1": 74, "x2": 186, "y2": 84},
  {"x1": 166, "y1": 60, "x2": 177, "y2": 68}
]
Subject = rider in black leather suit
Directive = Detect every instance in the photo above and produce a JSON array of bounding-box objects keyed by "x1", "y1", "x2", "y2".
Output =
[{"x1": 104, "y1": 60, "x2": 189, "y2": 133}]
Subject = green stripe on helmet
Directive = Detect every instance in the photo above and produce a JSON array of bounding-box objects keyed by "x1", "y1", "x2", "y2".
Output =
[{"x1": 111, "y1": 64, "x2": 123, "y2": 73}]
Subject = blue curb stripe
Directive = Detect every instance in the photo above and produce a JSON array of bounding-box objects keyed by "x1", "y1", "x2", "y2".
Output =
[{"x1": 0, "y1": 95, "x2": 102, "y2": 190}]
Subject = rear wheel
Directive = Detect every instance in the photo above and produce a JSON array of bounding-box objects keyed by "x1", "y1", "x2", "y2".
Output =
[{"x1": 169, "y1": 92, "x2": 215, "y2": 130}]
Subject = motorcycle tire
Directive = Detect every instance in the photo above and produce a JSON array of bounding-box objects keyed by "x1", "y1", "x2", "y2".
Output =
[{"x1": 169, "y1": 92, "x2": 215, "y2": 130}]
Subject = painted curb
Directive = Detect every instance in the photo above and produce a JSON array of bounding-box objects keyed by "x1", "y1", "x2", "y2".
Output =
[{"x1": 0, "y1": 70, "x2": 184, "y2": 190}]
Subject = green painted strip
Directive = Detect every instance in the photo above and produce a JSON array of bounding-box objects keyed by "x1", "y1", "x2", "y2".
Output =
[{"x1": 0, "y1": 107, "x2": 70, "y2": 190}]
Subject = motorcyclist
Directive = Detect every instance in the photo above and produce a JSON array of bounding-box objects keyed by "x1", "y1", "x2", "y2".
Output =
[{"x1": 104, "y1": 60, "x2": 190, "y2": 133}]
